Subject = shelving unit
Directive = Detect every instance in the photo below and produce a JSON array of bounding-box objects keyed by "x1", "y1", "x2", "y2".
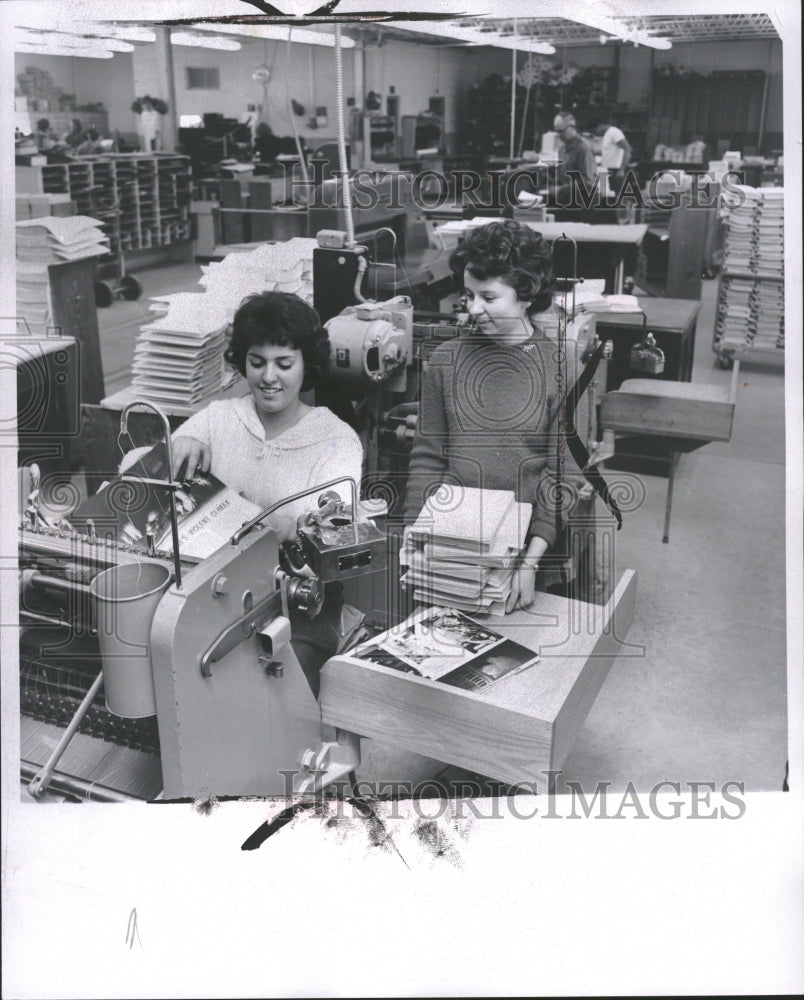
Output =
[
  {"x1": 713, "y1": 186, "x2": 784, "y2": 365},
  {"x1": 15, "y1": 154, "x2": 192, "y2": 259}
]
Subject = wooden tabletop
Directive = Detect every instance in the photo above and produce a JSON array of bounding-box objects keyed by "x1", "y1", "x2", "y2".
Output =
[
  {"x1": 438, "y1": 218, "x2": 648, "y2": 245},
  {"x1": 595, "y1": 297, "x2": 702, "y2": 331},
  {"x1": 101, "y1": 380, "x2": 248, "y2": 418}
]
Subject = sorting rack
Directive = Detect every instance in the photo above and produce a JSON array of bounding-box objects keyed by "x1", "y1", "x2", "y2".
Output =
[
  {"x1": 713, "y1": 187, "x2": 784, "y2": 367},
  {"x1": 15, "y1": 153, "x2": 192, "y2": 258}
]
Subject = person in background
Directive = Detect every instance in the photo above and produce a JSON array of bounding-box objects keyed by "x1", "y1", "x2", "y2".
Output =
[
  {"x1": 76, "y1": 129, "x2": 103, "y2": 155},
  {"x1": 542, "y1": 112, "x2": 597, "y2": 214},
  {"x1": 64, "y1": 118, "x2": 85, "y2": 149},
  {"x1": 34, "y1": 118, "x2": 57, "y2": 151},
  {"x1": 595, "y1": 120, "x2": 632, "y2": 196}
]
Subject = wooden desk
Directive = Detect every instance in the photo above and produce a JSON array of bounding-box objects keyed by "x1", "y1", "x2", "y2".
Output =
[
  {"x1": 595, "y1": 297, "x2": 702, "y2": 473},
  {"x1": 321, "y1": 570, "x2": 638, "y2": 790}
]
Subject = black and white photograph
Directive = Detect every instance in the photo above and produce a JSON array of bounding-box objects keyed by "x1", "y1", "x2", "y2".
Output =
[
  {"x1": 1, "y1": 1, "x2": 801, "y2": 997},
  {"x1": 438, "y1": 637, "x2": 538, "y2": 688}
]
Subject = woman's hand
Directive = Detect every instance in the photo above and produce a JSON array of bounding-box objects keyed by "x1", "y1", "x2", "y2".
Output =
[
  {"x1": 506, "y1": 535, "x2": 549, "y2": 613},
  {"x1": 506, "y1": 563, "x2": 539, "y2": 613},
  {"x1": 172, "y1": 436, "x2": 211, "y2": 482}
]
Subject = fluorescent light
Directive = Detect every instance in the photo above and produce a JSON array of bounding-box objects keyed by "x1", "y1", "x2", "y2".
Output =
[
  {"x1": 395, "y1": 20, "x2": 555, "y2": 54},
  {"x1": 72, "y1": 23, "x2": 157, "y2": 43},
  {"x1": 170, "y1": 32, "x2": 242, "y2": 51},
  {"x1": 16, "y1": 29, "x2": 134, "y2": 52},
  {"x1": 15, "y1": 42, "x2": 114, "y2": 59},
  {"x1": 561, "y1": 14, "x2": 672, "y2": 49},
  {"x1": 191, "y1": 23, "x2": 354, "y2": 48}
]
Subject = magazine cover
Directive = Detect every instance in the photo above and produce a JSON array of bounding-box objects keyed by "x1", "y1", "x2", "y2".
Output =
[
  {"x1": 69, "y1": 442, "x2": 259, "y2": 559},
  {"x1": 350, "y1": 606, "x2": 539, "y2": 687}
]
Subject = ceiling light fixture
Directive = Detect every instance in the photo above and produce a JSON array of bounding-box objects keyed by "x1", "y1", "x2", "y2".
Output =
[
  {"x1": 561, "y1": 13, "x2": 672, "y2": 49},
  {"x1": 191, "y1": 23, "x2": 354, "y2": 48},
  {"x1": 170, "y1": 32, "x2": 242, "y2": 51},
  {"x1": 395, "y1": 20, "x2": 555, "y2": 55},
  {"x1": 15, "y1": 42, "x2": 114, "y2": 59},
  {"x1": 16, "y1": 29, "x2": 135, "y2": 53},
  {"x1": 73, "y1": 23, "x2": 158, "y2": 43}
]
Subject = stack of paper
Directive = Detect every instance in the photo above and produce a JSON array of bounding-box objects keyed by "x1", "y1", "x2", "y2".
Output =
[
  {"x1": 198, "y1": 238, "x2": 317, "y2": 311},
  {"x1": 717, "y1": 187, "x2": 785, "y2": 351},
  {"x1": 722, "y1": 186, "x2": 784, "y2": 276},
  {"x1": 131, "y1": 295, "x2": 231, "y2": 406},
  {"x1": 15, "y1": 215, "x2": 109, "y2": 264},
  {"x1": 16, "y1": 264, "x2": 53, "y2": 336},
  {"x1": 401, "y1": 486, "x2": 532, "y2": 615}
]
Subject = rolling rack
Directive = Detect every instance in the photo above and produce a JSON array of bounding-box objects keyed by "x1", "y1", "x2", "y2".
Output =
[{"x1": 713, "y1": 187, "x2": 784, "y2": 368}]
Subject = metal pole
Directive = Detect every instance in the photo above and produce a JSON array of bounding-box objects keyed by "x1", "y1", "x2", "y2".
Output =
[
  {"x1": 757, "y1": 40, "x2": 772, "y2": 153},
  {"x1": 509, "y1": 21, "x2": 517, "y2": 160}
]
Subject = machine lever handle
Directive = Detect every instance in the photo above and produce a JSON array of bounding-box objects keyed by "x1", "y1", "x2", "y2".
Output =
[{"x1": 199, "y1": 589, "x2": 282, "y2": 677}]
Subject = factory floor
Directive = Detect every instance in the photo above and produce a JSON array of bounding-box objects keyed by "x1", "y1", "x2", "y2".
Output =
[{"x1": 95, "y1": 263, "x2": 789, "y2": 795}]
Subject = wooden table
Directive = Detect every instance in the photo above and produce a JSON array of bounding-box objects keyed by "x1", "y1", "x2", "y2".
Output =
[{"x1": 321, "y1": 570, "x2": 638, "y2": 791}]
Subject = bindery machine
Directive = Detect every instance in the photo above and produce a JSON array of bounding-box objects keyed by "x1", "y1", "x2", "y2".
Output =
[
  {"x1": 19, "y1": 404, "x2": 637, "y2": 804},
  {"x1": 18, "y1": 234, "x2": 645, "y2": 803}
]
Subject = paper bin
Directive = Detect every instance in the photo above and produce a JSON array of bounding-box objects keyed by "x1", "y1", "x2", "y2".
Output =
[{"x1": 90, "y1": 562, "x2": 172, "y2": 718}]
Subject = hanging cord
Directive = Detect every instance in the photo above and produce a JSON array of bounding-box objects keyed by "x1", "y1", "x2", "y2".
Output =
[
  {"x1": 334, "y1": 23, "x2": 355, "y2": 246},
  {"x1": 286, "y1": 28, "x2": 309, "y2": 190},
  {"x1": 555, "y1": 280, "x2": 568, "y2": 586}
]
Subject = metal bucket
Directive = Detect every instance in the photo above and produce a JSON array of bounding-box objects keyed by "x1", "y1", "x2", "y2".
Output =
[{"x1": 90, "y1": 562, "x2": 172, "y2": 718}]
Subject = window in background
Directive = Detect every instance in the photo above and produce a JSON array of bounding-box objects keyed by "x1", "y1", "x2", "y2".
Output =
[{"x1": 186, "y1": 67, "x2": 220, "y2": 90}]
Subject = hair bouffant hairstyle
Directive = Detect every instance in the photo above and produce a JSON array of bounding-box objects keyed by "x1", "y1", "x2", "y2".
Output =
[
  {"x1": 449, "y1": 220, "x2": 555, "y2": 316},
  {"x1": 225, "y1": 291, "x2": 330, "y2": 392}
]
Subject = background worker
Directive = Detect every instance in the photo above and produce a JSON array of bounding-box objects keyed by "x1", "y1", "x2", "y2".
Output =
[
  {"x1": 595, "y1": 120, "x2": 632, "y2": 196},
  {"x1": 541, "y1": 112, "x2": 597, "y2": 220}
]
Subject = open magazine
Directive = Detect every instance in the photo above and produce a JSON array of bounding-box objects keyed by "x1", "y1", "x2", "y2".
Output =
[
  {"x1": 70, "y1": 443, "x2": 260, "y2": 561},
  {"x1": 349, "y1": 606, "x2": 539, "y2": 691}
]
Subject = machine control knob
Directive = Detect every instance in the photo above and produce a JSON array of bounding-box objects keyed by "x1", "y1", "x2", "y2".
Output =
[{"x1": 287, "y1": 576, "x2": 324, "y2": 619}]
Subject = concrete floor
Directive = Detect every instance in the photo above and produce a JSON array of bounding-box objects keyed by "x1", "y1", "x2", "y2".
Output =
[{"x1": 95, "y1": 265, "x2": 788, "y2": 794}]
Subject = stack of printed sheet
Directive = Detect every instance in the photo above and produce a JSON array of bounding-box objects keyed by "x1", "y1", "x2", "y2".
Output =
[
  {"x1": 717, "y1": 186, "x2": 784, "y2": 351},
  {"x1": 134, "y1": 238, "x2": 319, "y2": 406},
  {"x1": 195, "y1": 237, "x2": 317, "y2": 312},
  {"x1": 15, "y1": 215, "x2": 109, "y2": 264},
  {"x1": 131, "y1": 295, "x2": 231, "y2": 407},
  {"x1": 16, "y1": 216, "x2": 109, "y2": 335},
  {"x1": 401, "y1": 486, "x2": 532, "y2": 615}
]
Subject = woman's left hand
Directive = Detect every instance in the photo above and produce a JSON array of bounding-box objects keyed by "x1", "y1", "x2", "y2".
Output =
[{"x1": 506, "y1": 563, "x2": 538, "y2": 613}]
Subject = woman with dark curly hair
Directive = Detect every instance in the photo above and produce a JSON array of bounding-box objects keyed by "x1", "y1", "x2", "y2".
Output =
[
  {"x1": 403, "y1": 220, "x2": 593, "y2": 611},
  {"x1": 171, "y1": 291, "x2": 363, "y2": 545},
  {"x1": 168, "y1": 291, "x2": 364, "y2": 695}
]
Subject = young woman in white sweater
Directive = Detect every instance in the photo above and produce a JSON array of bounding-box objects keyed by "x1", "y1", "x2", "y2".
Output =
[{"x1": 172, "y1": 291, "x2": 364, "y2": 694}]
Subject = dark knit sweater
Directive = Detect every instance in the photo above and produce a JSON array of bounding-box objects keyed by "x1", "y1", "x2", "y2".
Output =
[{"x1": 403, "y1": 331, "x2": 590, "y2": 547}]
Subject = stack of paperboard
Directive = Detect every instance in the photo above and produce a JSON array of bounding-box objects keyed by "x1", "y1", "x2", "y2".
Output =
[
  {"x1": 131, "y1": 296, "x2": 231, "y2": 406},
  {"x1": 401, "y1": 486, "x2": 532, "y2": 615}
]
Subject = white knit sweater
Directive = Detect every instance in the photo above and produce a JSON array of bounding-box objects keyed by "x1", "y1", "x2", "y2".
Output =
[{"x1": 174, "y1": 396, "x2": 363, "y2": 541}]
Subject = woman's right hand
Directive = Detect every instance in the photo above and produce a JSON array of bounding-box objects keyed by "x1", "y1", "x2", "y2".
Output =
[{"x1": 172, "y1": 436, "x2": 211, "y2": 482}]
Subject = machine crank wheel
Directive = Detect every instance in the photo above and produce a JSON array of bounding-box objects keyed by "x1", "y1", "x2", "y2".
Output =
[
  {"x1": 119, "y1": 275, "x2": 142, "y2": 301},
  {"x1": 94, "y1": 280, "x2": 115, "y2": 308}
]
